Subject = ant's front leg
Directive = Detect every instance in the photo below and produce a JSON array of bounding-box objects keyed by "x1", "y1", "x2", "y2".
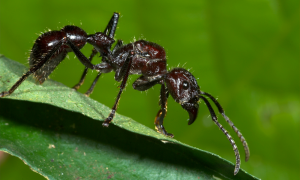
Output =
[
  {"x1": 132, "y1": 75, "x2": 162, "y2": 91},
  {"x1": 132, "y1": 76, "x2": 171, "y2": 137},
  {"x1": 155, "y1": 83, "x2": 173, "y2": 138}
]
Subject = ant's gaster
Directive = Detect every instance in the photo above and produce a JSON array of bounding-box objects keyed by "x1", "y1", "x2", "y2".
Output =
[{"x1": 0, "y1": 13, "x2": 249, "y2": 175}]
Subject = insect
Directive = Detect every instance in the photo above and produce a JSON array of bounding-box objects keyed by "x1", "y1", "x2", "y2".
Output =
[{"x1": 0, "y1": 12, "x2": 249, "y2": 175}]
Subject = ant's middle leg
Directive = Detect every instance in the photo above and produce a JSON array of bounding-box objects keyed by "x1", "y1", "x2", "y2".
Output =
[
  {"x1": 74, "y1": 39, "x2": 123, "y2": 96},
  {"x1": 65, "y1": 36, "x2": 116, "y2": 95},
  {"x1": 81, "y1": 40, "x2": 123, "y2": 96},
  {"x1": 84, "y1": 71, "x2": 101, "y2": 96},
  {"x1": 102, "y1": 56, "x2": 132, "y2": 127},
  {"x1": 73, "y1": 48, "x2": 98, "y2": 91},
  {"x1": 82, "y1": 40, "x2": 124, "y2": 96},
  {"x1": 83, "y1": 61, "x2": 114, "y2": 96}
]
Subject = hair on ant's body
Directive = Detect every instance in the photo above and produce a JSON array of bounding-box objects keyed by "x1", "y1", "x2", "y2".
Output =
[{"x1": 0, "y1": 12, "x2": 249, "y2": 175}]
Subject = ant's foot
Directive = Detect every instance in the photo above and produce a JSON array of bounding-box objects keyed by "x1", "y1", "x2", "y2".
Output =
[
  {"x1": 84, "y1": 91, "x2": 92, "y2": 97},
  {"x1": 102, "y1": 117, "x2": 112, "y2": 127},
  {"x1": 102, "y1": 114, "x2": 114, "y2": 127},
  {"x1": 102, "y1": 122, "x2": 109, "y2": 127},
  {"x1": 72, "y1": 84, "x2": 81, "y2": 90},
  {"x1": 0, "y1": 92, "x2": 9, "y2": 97},
  {"x1": 155, "y1": 125, "x2": 174, "y2": 138},
  {"x1": 164, "y1": 132, "x2": 174, "y2": 138},
  {"x1": 84, "y1": 93, "x2": 91, "y2": 97}
]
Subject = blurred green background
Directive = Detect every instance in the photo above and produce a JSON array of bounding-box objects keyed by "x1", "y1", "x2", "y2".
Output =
[{"x1": 0, "y1": 0, "x2": 299, "y2": 179}]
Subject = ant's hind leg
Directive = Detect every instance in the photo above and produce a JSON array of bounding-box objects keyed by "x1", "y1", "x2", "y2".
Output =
[
  {"x1": 155, "y1": 83, "x2": 173, "y2": 137},
  {"x1": 73, "y1": 13, "x2": 120, "y2": 92},
  {"x1": 104, "y1": 12, "x2": 120, "y2": 39},
  {"x1": 0, "y1": 40, "x2": 65, "y2": 97}
]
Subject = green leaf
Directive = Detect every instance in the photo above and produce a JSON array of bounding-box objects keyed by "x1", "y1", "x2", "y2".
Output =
[{"x1": 0, "y1": 55, "x2": 258, "y2": 179}]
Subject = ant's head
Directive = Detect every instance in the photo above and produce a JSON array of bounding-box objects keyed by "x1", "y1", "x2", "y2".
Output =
[{"x1": 165, "y1": 68, "x2": 200, "y2": 125}]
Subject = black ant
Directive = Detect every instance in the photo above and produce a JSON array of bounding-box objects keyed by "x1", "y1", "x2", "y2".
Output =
[{"x1": 0, "y1": 12, "x2": 250, "y2": 175}]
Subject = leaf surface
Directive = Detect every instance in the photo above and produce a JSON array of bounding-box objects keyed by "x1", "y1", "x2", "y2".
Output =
[{"x1": 0, "y1": 55, "x2": 258, "y2": 179}]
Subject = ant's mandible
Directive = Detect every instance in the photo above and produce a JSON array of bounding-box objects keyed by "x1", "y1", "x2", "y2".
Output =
[{"x1": 0, "y1": 12, "x2": 250, "y2": 175}]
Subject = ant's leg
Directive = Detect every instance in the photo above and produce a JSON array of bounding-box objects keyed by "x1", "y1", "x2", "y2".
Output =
[
  {"x1": 155, "y1": 83, "x2": 171, "y2": 136},
  {"x1": 85, "y1": 61, "x2": 114, "y2": 96},
  {"x1": 104, "y1": 12, "x2": 120, "y2": 38},
  {"x1": 201, "y1": 91, "x2": 250, "y2": 162},
  {"x1": 132, "y1": 75, "x2": 162, "y2": 91},
  {"x1": 65, "y1": 38, "x2": 102, "y2": 70},
  {"x1": 82, "y1": 40, "x2": 123, "y2": 95},
  {"x1": 154, "y1": 83, "x2": 173, "y2": 137},
  {"x1": 199, "y1": 95, "x2": 241, "y2": 175},
  {"x1": 0, "y1": 40, "x2": 65, "y2": 97},
  {"x1": 132, "y1": 75, "x2": 171, "y2": 136},
  {"x1": 102, "y1": 56, "x2": 132, "y2": 127},
  {"x1": 81, "y1": 12, "x2": 121, "y2": 95},
  {"x1": 112, "y1": 40, "x2": 123, "y2": 54},
  {"x1": 84, "y1": 72, "x2": 101, "y2": 96},
  {"x1": 1, "y1": 37, "x2": 107, "y2": 98},
  {"x1": 114, "y1": 53, "x2": 130, "y2": 82},
  {"x1": 73, "y1": 48, "x2": 98, "y2": 90}
]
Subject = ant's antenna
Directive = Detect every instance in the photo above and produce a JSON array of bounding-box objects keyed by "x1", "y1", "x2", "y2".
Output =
[{"x1": 201, "y1": 91, "x2": 250, "y2": 162}]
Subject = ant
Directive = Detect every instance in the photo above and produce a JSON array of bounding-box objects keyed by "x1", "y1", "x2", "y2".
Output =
[{"x1": 0, "y1": 12, "x2": 250, "y2": 175}]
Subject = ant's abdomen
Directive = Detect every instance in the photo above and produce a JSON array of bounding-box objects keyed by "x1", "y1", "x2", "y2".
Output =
[
  {"x1": 62, "y1": 25, "x2": 87, "y2": 52},
  {"x1": 29, "y1": 25, "x2": 88, "y2": 84}
]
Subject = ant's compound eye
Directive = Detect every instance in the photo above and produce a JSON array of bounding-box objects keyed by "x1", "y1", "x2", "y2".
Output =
[{"x1": 182, "y1": 81, "x2": 189, "y2": 90}]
